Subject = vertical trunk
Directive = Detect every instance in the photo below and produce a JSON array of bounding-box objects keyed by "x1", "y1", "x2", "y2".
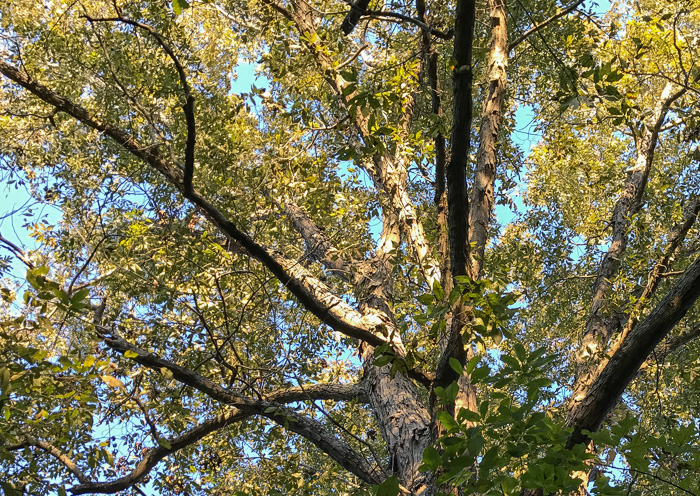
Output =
[
  {"x1": 416, "y1": 0, "x2": 450, "y2": 291},
  {"x1": 469, "y1": 0, "x2": 508, "y2": 277},
  {"x1": 564, "y1": 84, "x2": 688, "y2": 496},
  {"x1": 447, "y1": 0, "x2": 476, "y2": 281},
  {"x1": 356, "y1": 209, "x2": 435, "y2": 493},
  {"x1": 572, "y1": 83, "x2": 678, "y2": 408},
  {"x1": 363, "y1": 352, "x2": 434, "y2": 493}
]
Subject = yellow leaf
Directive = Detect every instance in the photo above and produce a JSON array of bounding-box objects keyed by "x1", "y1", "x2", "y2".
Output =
[
  {"x1": 100, "y1": 375, "x2": 124, "y2": 388},
  {"x1": 84, "y1": 355, "x2": 96, "y2": 368},
  {"x1": 124, "y1": 350, "x2": 139, "y2": 359},
  {"x1": 160, "y1": 367, "x2": 174, "y2": 379}
]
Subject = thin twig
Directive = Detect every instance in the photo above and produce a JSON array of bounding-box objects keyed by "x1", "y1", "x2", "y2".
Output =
[{"x1": 508, "y1": 0, "x2": 585, "y2": 52}]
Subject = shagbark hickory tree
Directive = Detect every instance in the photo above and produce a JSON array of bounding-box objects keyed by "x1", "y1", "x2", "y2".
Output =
[{"x1": 0, "y1": 0, "x2": 699, "y2": 494}]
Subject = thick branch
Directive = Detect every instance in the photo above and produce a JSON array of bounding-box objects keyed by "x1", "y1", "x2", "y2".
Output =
[
  {"x1": 447, "y1": 0, "x2": 476, "y2": 281},
  {"x1": 98, "y1": 329, "x2": 369, "y2": 406},
  {"x1": 0, "y1": 232, "x2": 34, "y2": 268},
  {"x1": 0, "y1": 59, "x2": 391, "y2": 349},
  {"x1": 432, "y1": 0, "x2": 479, "y2": 396},
  {"x1": 70, "y1": 410, "x2": 250, "y2": 494},
  {"x1": 0, "y1": 60, "x2": 184, "y2": 185},
  {"x1": 364, "y1": 10, "x2": 452, "y2": 39},
  {"x1": 279, "y1": 198, "x2": 353, "y2": 280},
  {"x1": 416, "y1": 0, "x2": 449, "y2": 290},
  {"x1": 260, "y1": 406, "x2": 382, "y2": 485},
  {"x1": 83, "y1": 16, "x2": 196, "y2": 195},
  {"x1": 644, "y1": 324, "x2": 700, "y2": 367},
  {"x1": 281, "y1": 0, "x2": 441, "y2": 288},
  {"x1": 570, "y1": 85, "x2": 689, "y2": 430},
  {"x1": 71, "y1": 334, "x2": 379, "y2": 492},
  {"x1": 22, "y1": 434, "x2": 89, "y2": 484},
  {"x1": 579, "y1": 84, "x2": 687, "y2": 354},
  {"x1": 341, "y1": 0, "x2": 371, "y2": 35},
  {"x1": 567, "y1": 255, "x2": 700, "y2": 447},
  {"x1": 266, "y1": 382, "x2": 369, "y2": 403},
  {"x1": 622, "y1": 198, "x2": 700, "y2": 334}
]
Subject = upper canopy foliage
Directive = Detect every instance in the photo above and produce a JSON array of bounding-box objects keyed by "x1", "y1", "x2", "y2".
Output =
[{"x1": 0, "y1": 0, "x2": 699, "y2": 494}]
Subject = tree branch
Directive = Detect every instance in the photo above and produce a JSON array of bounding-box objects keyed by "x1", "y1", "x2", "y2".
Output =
[
  {"x1": 567, "y1": 255, "x2": 700, "y2": 448},
  {"x1": 259, "y1": 405, "x2": 383, "y2": 485},
  {"x1": 447, "y1": 0, "x2": 475, "y2": 281},
  {"x1": 97, "y1": 328, "x2": 369, "y2": 406},
  {"x1": 578, "y1": 84, "x2": 687, "y2": 359},
  {"x1": 0, "y1": 232, "x2": 34, "y2": 268},
  {"x1": 283, "y1": 0, "x2": 441, "y2": 289},
  {"x1": 277, "y1": 197, "x2": 354, "y2": 280},
  {"x1": 468, "y1": 0, "x2": 508, "y2": 277},
  {"x1": 22, "y1": 434, "x2": 89, "y2": 485},
  {"x1": 266, "y1": 382, "x2": 369, "y2": 403},
  {"x1": 508, "y1": 0, "x2": 585, "y2": 52},
  {"x1": 82, "y1": 15, "x2": 196, "y2": 196},
  {"x1": 415, "y1": 0, "x2": 449, "y2": 293},
  {"x1": 0, "y1": 59, "x2": 392, "y2": 349},
  {"x1": 432, "y1": 0, "x2": 481, "y2": 402},
  {"x1": 70, "y1": 409, "x2": 250, "y2": 494},
  {"x1": 623, "y1": 198, "x2": 700, "y2": 334},
  {"x1": 341, "y1": 0, "x2": 371, "y2": 35},
  {"x1": 66, "y1": 333, "x2": 381, "y2": 492},
  {"x1": 641, "y1": 324, "x2": 700, "y2": 370},
  {"x1": 363, "y1": 10, "x2": 452, "y2": 39}
]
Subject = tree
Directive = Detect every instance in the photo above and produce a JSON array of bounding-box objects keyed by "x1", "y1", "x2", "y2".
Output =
[{"x1": 0, "y1": 0, "x2": 698, "y2": 494}]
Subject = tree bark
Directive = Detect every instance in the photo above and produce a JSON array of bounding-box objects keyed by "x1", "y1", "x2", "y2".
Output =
[{"x1": 469, "y1": 0, "x2": 507, "y2": 277}]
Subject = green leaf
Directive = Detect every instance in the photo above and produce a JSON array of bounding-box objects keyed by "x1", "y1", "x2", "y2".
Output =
[
  {"x1": 470, "y1": 365, "x2": 490, "y2": 383},
  {"x1": 436, "y1": 411, "x2": 459, "y2": 431},
  {"x1": 71, "y1": 288, "x2": 89, "y2": 303},
  {"x1": 606, "y1": 71, "x2": 624, "y2": 83},
  {"x1": 422, "y1": 446, "x2": 441, "y2": 471},
  {"x1": 35, "y1": 266, "x2": 49, "y2": 277},
  {"x1": 465, "y1": 355, "x2": 481, "y2": 374},
  {"x1": 417, "y1": 294, "x2": 434, "y2": 305},
  {"x1": 458, "y1": 408, "x2": 480, "y2": 423},
  {"x1": 501, "y1": 355, "x2": 520, "y2": 370},
  {"x1": 100, "y1": 375, "x2": 124, "y2": 388},
  {"x1": 445, "y1": 381, "x2": 459, "y2": 403},
  {"x1": 513, "y1": 343, "x2": 527, "y2": 363},
  {"x1": 374, "y1": 476, "x2": 400, "y2": 496},
  {"x1": 172, "y1": 0, "x2": 189, "y2": 15},
  {"x1": 432, "y1": 280, "x2": 444, "y2": 300},
  {"x1": 373, "y1": 355, "x2": 393, "y2": 367},
  {"x1": 449, "y1": 357, "x2": 463, "y2": 375}
]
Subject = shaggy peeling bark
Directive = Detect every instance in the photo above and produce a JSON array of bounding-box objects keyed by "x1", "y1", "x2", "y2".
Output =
[{"x1": 469, "y1": 0, "x2": 507, "y2": 277}]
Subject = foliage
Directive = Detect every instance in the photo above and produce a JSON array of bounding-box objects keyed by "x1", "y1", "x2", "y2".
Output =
[{"x1": 0, "y1": 0, "x2": 699, "y2": 494}]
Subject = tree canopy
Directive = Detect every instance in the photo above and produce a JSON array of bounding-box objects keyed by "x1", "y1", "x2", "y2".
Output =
[{"x1": 0, "y1": 0, "x2": 699, "y2": 495}]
